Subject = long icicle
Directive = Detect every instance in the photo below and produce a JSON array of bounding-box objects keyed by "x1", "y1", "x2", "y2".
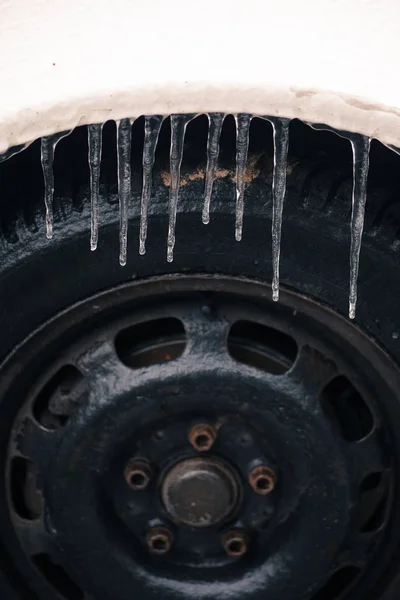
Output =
[
  {"x1": 202, "y1": 113, "x2": 225, "y2": 224},
  {"x1": 349, "y1": 135, "x2": 371, "y2": 319},
  {"x1": 235, "y1": 114, "x2": 251, "y2": 241},
  {"x1": 41, "y1": 131, "x2": 72, "y2": 239},
  {"x1": 116, "y1": 118, "x2": 132, "y2": 266},
  {"x1": 88, "y1": 123, "x2": 103, "y2": 251},
  {"x1": 167, "y1": 115, "x2": 191, "y2": 262},
  {"x1": 139, "y1": 115, "x2": 163, "y2": 255},
  {"x1": 269, "y1": 117, "x2": 290, "y2": 302}
]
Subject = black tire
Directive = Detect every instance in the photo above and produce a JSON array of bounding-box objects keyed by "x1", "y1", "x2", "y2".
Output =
[{"x1": 1, "y1": 116, "x2": 400, "y2": 600}]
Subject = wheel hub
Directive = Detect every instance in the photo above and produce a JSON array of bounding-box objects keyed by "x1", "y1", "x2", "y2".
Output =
[{"x1": 161, "y1": 457, "x2": 239, "y2": 528}]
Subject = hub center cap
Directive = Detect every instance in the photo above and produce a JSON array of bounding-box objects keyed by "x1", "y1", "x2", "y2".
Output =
[{"x1": 161, "y1": 457, "x2": 239, "y2": 527}]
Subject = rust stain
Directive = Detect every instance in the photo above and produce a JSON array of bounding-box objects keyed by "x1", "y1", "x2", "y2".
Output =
[
  {"x1": 160, "y1": 166, "x2": 230, "y2": 188},
  {"x1": 160, "y1": 171, "x2": 171, "y2": 186},
  {"x1": 248, "y1": 465, "x2": 276, "y2": 495},
  {"x1": 188, "y1": 423, "x2": 216, "y2": 452},
  {"x1": 243, "y1": 152, "x2": 262, "y2": 183},
  {"x1": 160, "y1": 152, "x2": 263, "y2": 188}
]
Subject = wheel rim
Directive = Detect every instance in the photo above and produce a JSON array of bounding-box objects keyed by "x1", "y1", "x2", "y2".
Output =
[{"x1": 1, "y1": 275, "x2": 399, "y2": 600}]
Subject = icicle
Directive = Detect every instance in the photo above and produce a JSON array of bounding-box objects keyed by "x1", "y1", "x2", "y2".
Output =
[
  {"x1": 349, "y1": 135, "x2": 371, "y2": 319},
  {"x1": 202, "y1": 113, "x2": 225, "y2": 224},
  {"x1": 88, "y1": 123, "x2": 103, "y2": 251},
  {"x1": 167, "y1": 115, "x2": 192, "y2": 262},
  {"x1": 41, "y1": 138, "x2": 55, "y2": 239},
  {"x1": 116, "y1": 118, "x2": 132, "y2": 266},
  {"x1": 41, "y1": 131, "x2": 72, "y2": 239},
  {"x1": 139, "y1": 115, "x2": 163, "y2": 255},
  {"x1": 305, "y1": 121, "x2": 372, "y2": 319},
  {"x1": 235, "y1": 114, "x2": 251, "y2": 241},
  {"x1": 268, "y1": 117, "x2": 290, "y2": 302}
]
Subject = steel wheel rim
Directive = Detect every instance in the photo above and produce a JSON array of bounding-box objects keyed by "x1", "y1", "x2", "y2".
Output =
[{"x1": 0, "y1": 275, "x2": 399, "y2": 600}]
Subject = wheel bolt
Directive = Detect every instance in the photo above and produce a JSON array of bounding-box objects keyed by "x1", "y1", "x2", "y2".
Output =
[
  {"x1": 124, "y1": 460, "x2": 153, "y2": 491},
  {"x1": 222, "y1": 529, "x2": 248, "y2": 558},
  {"x1": 188, "y1": 423, "x2": 216, "y2": 452},
  {"x1": 145, "y1": 526, "x2": 173, "y2": 555},
  {"x1": 248, "y1": 465, "x2": 276, "y2": 495}
]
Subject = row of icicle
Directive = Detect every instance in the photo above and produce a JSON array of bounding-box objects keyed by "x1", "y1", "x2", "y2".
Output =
[{"x1": 38, "y1": 114, "x2": 370, "y2": 319}]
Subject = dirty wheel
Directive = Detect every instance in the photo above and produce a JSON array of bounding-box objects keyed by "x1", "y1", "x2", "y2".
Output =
[{"x1": 0, "y1": 116, "x2": 400, "y2": 599}]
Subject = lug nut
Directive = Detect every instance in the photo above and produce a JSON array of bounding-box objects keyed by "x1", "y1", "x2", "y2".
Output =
[
  {"x1": 188, "y1": 423, "x2": 216, "y2": 452},
  {"x1": 222, "y1": 529, "x2": 248, "y2": 558},
  {"x1": 145, "y1": 526, "x2": 173, "y2": 555},
  {"x1": 124, "y1": 460, "x2": 153, "y2": 491},
  {"x1": 248, "y1": 465, "x2": 276, "y2": 495}
]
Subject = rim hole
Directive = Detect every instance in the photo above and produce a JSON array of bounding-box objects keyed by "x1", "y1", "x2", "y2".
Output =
[
  {"x1": 195, "y1": 434, "x2": 210, "y2": 449},
  {"x1": 152, "y1": 537, "x2": 167, "y2": 551},
  {"x1": 33, "y1": 365, "x2": 86, "y2": 429},
  {"x1": 189, "y1": 424, "x2": 216, "y2": 451},
  {"x1": 115, "y1": 318, "x2": 186, "y2": 368},
  {"x1": 256, "y1": 477, "x2": 269, "y2": 491},
  {"x1": 129, "y1": 471, "x2": 149, "y2": 490},
  {"x1": 320, "y1": 376, "x2": 374, "y2": 441},
  {"x1": 32, "y1": 554, "x2": 84, "y2": 600},
  {"x1": 130, "y1": 472, "x2": 146, "y2": 488},
  {"x1": 249, "y1": 466, "x2": 276, "y2": 495},
  {"x1": 146, "y1": 527, "x2": 173, "y2": 554},
  {"x1": 311, "y1": 566, "x2": 361, "y2": 600},
  {"x1": 223, "y1": 532, "x2": 247, "y2": 557},
  {"x1": 228, "y1": 321, "x2": 297, "y2": 374},
  {"x1": 355, "y1": 471, "x2": 389, "y2": 533},
  {"x1": 228, "y1": 540, "x2": 243, "y2": 554},
  {"x1": 10, "y1": 457, "x2": 42, "y2": 520},
  {"x1": 125, "y1": 460, "x2": 152, "y2": 490}
]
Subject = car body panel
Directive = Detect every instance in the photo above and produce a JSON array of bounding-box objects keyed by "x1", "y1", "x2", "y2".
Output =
[{"x1": 0, "y1": 0, "x2": 399, "y2": 152}]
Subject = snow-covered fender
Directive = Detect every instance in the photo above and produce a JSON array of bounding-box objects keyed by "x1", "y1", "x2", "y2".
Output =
[{"x1": 0, "y1": 0, "x2": 399, "y2": 152}]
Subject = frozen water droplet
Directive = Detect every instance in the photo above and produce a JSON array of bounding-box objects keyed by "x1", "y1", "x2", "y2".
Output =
[
  {"x1": 139, "y1": 115, "x2": 163, "y2": 255},
  {"x1": 235, "y1": 114, "x2": 252, "y2": 241},
  {"x1": 88, "y1": 123, "x2": 103, "y2": 251},
  {"x1": 349, "y1": 135, "x2": 371, "y2": 319},
  {"x1": 167, "y1": 115, "x2": 193, "y2": 262},
  {"x1": 41, "y1": 131, "x2": 72, "y2": 239},
  {"x1": 202, "y1": 113, "x2": 225, "y2": 225},
  {"x1": 116, "y1": 119, "x2": 133, "y2": 266},
  {"x1": 266, "y1": 117, "x2": 290, "y2": 302}
]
